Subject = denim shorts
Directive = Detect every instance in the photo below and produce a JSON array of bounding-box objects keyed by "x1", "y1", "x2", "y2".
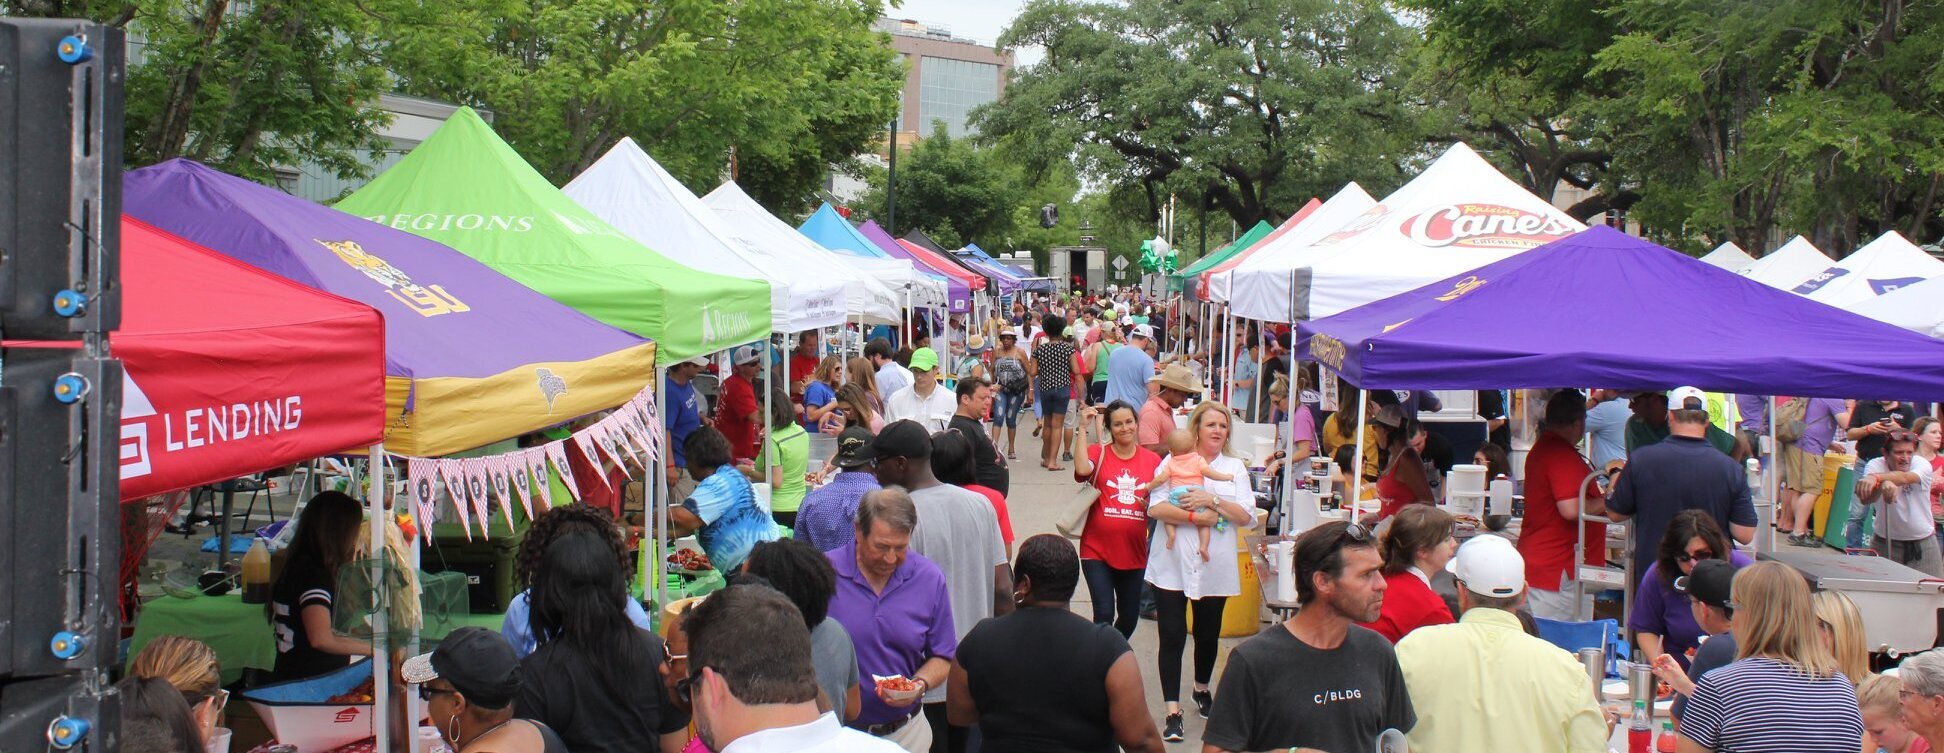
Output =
[
  {"x1": 1038, "y1": 386, "x2": 1072, "y2": 416},
  {"x1": 992, "y1": 389, "x2": 1026, "y2": 428}
]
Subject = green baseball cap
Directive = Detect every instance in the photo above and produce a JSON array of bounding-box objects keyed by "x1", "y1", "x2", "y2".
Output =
[{"x1": 907, "y1": 346, "x2": 939, "y2": 372}]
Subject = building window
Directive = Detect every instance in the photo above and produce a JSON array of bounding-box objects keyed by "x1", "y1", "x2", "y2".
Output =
[{"x1": 918, "y1": 56, "x2": 1000, "y2": 138}]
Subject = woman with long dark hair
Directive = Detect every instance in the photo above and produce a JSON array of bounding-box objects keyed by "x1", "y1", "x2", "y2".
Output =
[
  {"x1": 501, "y1": 503, "x2": 652, "y2": 658},
  {"x1": 268, "y1": 491, "x2": 370, "y2": 681},
  {"x1": 1630, "y1": 510, "x2": 1751, "y2": 671},
  {"x1": 516, "y1": 531, "x2": 687, "y2": 753},
  {"x1": 1073, "y1": 400, "x2": 1160, "y2": 639},
  {"x1": 1372, "y1": 407, "x2": 1434, "y2": 520}
]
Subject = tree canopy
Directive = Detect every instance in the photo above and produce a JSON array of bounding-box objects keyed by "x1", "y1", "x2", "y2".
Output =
[{"x1": 976, "y1": 0, "x2": 1429, "y2": 230}]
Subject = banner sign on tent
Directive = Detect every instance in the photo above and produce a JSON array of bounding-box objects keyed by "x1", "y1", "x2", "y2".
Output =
[{"x1": 400, "y1": 390, "x2": 661, "y2": 540}]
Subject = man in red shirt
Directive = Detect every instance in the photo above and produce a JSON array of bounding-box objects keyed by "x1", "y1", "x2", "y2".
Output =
[
  {"x1": 1518, "y1": 389, "x2": 1610, "y2": 621},
  {"x1": 717, "y1": 345, "x2": 764, "y2": 463},
  {"x1": 787, "y1": 331, "x2": 820, "y2": 403},
  {"x1": 1139, "y1": 364, "x2": 1201, "y2": 455}
]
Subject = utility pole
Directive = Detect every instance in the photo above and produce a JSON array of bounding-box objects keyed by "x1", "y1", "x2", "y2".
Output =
[{"x1": 886, "y1": 121, "x2": 897, "y2": 235}]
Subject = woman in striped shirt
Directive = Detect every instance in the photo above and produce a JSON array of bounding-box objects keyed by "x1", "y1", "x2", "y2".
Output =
[{"x1": 1677, "y1": 561, "x2": 1863, "y2": 753}]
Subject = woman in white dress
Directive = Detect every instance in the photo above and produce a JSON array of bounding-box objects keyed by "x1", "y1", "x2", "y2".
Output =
[{"x1": 1144, "y1": 401, "x2": 1256, "y2": 742}]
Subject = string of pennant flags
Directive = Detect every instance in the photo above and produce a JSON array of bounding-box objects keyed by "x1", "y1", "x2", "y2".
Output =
[{"x1": 402, "y1": 389, "x2": 661, "y2": 542}]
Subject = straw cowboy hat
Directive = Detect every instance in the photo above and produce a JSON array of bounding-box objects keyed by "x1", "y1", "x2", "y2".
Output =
[{"x1": 1149, "y1": 363, "x2": 1204, "y2": 394}]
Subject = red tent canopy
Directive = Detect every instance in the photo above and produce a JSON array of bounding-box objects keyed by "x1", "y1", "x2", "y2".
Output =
[
  {"x1": 114, "y1": 218, "x2": 387, "y2": 499},
  {"x1": 896, "y1": 239, "x2": 987, "y2": 292}
]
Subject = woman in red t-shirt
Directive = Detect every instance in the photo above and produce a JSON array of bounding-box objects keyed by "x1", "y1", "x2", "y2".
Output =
[
  {"x1": 1360, "y1": 504, "x2": 1458, "y2": 642},
  {"x1": 1073, "y1": 400, "x2": 1161, "y2": 639}
]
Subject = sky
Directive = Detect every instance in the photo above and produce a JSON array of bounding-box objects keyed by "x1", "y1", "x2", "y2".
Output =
[{"x1": 886, "y1": 0, "x2": 1045, "y2": 66}]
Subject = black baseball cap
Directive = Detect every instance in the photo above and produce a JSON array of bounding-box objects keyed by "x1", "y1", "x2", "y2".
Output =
[
  {"x1": 870, "y1": 420, "x2": 933, "y2": 460},
  {"x1": 400, "y1": 627, "x2": 522, "y2": 708},
  {"x1": 832, "y1": 426, "x2": 875, "y2": 469},
  {"x1": 1674, "y1": 559, "x2": 1738, "y2": 611}
]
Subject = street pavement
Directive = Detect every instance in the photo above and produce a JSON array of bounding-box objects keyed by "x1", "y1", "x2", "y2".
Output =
[{"x1": 998, "y1": 414, "x2": 1258, "y2": 748}]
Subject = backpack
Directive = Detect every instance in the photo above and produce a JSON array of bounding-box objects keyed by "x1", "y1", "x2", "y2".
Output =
[
  {"x1": 1775, "y1": 397, "x2": 1808, "y2": 444},
  {"x1": 993, "y1": 356, "x2": 1029, "y2": 393}
]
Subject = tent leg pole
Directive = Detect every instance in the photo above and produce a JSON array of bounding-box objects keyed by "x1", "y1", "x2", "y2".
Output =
[
  {"x1": 1764, "y1": 396, "x2": 1779, "y2": 554},
  {"x1": 1284, "y1": 352, "x2": 1303, "y2": 532},
  {"x1": 366, "y1": 443, "x2": 392, "y2": 753},
  {"x1": 655, "y1": 367, "x2": 670, "y2": 611},
  {"x1": 1350, "y1": 398, "x2": 1369, "y2": 511}
]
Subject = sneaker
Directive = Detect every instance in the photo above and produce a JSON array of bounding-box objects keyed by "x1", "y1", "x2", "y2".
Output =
[
  {"x1": 1162, "y1": 713, "x2": 1184, "y2": 742},
  {"x1": 1193, "y1": 688, "x2": 1213, "y2": 718},
  {"x1": 1789, "y1": 533, "x2": 1822, "y2": 548}
]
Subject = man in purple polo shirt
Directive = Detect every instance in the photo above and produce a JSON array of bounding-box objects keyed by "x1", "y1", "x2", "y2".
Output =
[{"x1": 826, "y1": 487, "x2": 955, "y2": 752}]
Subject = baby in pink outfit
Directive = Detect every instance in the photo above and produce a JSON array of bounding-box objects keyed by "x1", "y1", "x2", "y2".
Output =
[{"x1": 1143, "y1": 429, "x2": 1235, "y2": 560}]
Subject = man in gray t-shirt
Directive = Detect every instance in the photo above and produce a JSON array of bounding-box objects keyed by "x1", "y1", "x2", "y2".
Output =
[{"x1": 869, "y1": 420, "x2": 1011, "y2": 707}]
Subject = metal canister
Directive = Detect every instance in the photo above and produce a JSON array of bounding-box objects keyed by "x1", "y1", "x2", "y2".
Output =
[
  {"x1": 1578, "y1": 647, "x2": 1604, "y2": 700},
  {"x1": 1628, "y1": 658, "x2": 1655, "y2": 707}
]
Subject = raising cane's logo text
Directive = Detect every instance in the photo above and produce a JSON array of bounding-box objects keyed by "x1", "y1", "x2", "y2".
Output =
[{"x1": 1401, "y1": 204, "x2": 1576, "y2": 249}]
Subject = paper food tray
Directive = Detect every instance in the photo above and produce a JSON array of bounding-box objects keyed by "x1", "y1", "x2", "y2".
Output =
[{"x1": 239, "y1": 659, "x2": 375, "y2": 752}]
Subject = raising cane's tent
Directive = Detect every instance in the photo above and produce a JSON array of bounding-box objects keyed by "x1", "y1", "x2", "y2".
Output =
[
  {"x1": 800, "y1": 203, "x2": 969, "y2": 311},
  {"x1": 1698, "y1": 242, "x2": 1755, "y2": 270},
  {"x1": 1852, "y1": 275, "x2": 1944, "y2": 338},
  {"x1": 336, "y1": 107, "x2": 769, "y2": 362},
  {"x1": 565, "y1": 139, "x2": 846, "y2": 332},
  {"x1": 1274, "y1": 143, "x2": 1584, "y2": 320},
  {"x1": 114, "y1": 218, "x2": 387, "y2": 499},
  {"x1": 1298, "y1": 226, "x2": 1944, "y2": 401},
  {"x1": 1222, "y1": 183, "x2": 1380, "y2": 319},
  {"x1": 1794, "y1": 231, "x2": 1944, "y2": 307},
  {"x1": 700, "y1": 181, "x2": 914, "y2": 321},
  {"x1": 125, "y1": 159, "x2": 657, "y2": 457},
  {"x1": 1738, "y1": 235, "x2": 1832, "y2": 289}
]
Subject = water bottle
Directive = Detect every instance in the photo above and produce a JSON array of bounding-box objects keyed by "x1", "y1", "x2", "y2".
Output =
[{"x1": 1655, "y1": 720, "x2": 1677, "y2": 752}]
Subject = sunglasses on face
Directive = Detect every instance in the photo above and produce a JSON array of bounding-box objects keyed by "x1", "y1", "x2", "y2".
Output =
[
  {"x1": 417, "y1": 684, "x2": 459, "y2": 702},
  {"x1": 1677, "y1": 549, "x2": 1715, "y2": 563},
  {"x1": 675, "y1": 670, "x2": 701, "y2": 706}
]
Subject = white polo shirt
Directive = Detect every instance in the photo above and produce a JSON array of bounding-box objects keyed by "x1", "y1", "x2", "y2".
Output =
[
  {"x1": 882, "y1": 383, "x2": 957, "y2": 432},
  {"x1": 721, "y1": 712, "x2": 905, "y2": 753}
]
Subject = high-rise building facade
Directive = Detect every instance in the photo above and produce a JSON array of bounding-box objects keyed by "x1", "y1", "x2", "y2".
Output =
[{"x1": 879, "y1": 18, "x2": 1013, "y2": 140}]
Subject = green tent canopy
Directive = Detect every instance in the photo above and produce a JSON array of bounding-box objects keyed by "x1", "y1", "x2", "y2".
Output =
[
  {"x1": 1169, "y1": 220, "x2": 1272, "y2": 291},
  {"x1": 336, "y1": 108, "x2": 771, "y2": 362}
]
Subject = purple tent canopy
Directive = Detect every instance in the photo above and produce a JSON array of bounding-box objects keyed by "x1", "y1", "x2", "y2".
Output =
[
  {"x1": 857, "y1": 221, "x2": 972, "y2": 310},
  {"x1": 1298, "y1": 226, "x2": 1944, "y2": 401},
  {"x1": 124, "y1": 159, "x2": 658, "y2": 456}
]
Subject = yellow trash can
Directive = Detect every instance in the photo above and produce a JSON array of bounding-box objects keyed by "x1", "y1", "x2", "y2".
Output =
[
  {"x1": 1186, "y1": 520, "x2": 1264, "y2": 639},
  {"x1": 1810, "y1": 452, "x2": 1855, "y2": 536}
]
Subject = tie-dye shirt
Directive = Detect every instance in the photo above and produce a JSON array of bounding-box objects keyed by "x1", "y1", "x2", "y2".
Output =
[{"x1": 683, "y1": 464, "x2": 778, "y2": 573}]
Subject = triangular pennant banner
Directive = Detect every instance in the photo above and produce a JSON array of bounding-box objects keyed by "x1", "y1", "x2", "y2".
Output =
[
  {"x1": 527, "y1": 448, "x2": 556, "y2": 509},
  {"x1": 407, "y1": 457, "x2": 439, "y2": 544},
  {"x1": 487, "y1": 456, "x2": 516, "y2": 527},
  {"x1": 437, "y1": 459, "x2": 474, "y2": 540},
  {"x1": 509, "y1": 451, "x2": 537, "y2": 521},
  {"x1": 461, "y1": 458, "x2": 494, "y2": 537},
  {"x1": 545, "y1": 442, "x2": 581, "y2": 500},
  {"x1": 591, "y1": 419, "x2": 632, "y2": 472},
  {"x1": 571, "y1": 434, "x2": 613, "y2": 490}
]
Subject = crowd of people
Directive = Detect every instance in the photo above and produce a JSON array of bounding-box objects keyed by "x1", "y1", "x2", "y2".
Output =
[{"x1": 118, "y1": 286, "x2": 1944, "y2": 753}]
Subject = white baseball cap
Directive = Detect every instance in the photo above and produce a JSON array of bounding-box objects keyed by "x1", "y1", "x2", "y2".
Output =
[
  {"x1": 1446, "y1": 535, "x2": 1525, "y2": 598},
  {"x1": 1668, "y1": 386, "x2": 1707, "y2": 412},
  {"x1": 680, "y1": 356, "x2": 709, "y2": 367},
  {"x1": 1130, "y1": 324, "x2": 1154, "y2": 340},
  {"x1": 732, "y1": 345, "x2": 762, "y2": 365}
]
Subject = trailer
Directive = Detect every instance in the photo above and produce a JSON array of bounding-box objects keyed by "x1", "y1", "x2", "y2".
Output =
[{"x1": 1049, "y1": 245, "x2": 1107, "y2": 292}]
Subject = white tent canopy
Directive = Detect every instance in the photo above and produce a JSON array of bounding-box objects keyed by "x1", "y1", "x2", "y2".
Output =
[
  {"x1": 1221, "y1": 183, "x2": 1377, "y2": 320},
  {"x1": 702, "y1": 181, "x2": 946, "y2": 316},
  {"x1": 1852, "y1": 274, "x2": 1944, "y2": 339},
  {"x1": 1797, "y1": 230, "x2": 1944, "y2": 307},
  {"x1": 1738, "y1": 235, "x2": 1831, "y2": 289},
  {"x1": 1273, "y1": 143, "x2": 1585, "y2": 320},
  {"x1": 1699, "y1": 241, "x2": 1755, "y2": 270},
  {"x1": 566, "y1": 138, "x2": 849, "y2": 332}
]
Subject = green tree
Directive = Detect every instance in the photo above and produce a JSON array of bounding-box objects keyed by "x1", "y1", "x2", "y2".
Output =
[
  {"x1": 977, "y1": 0, "x2": 1428, "y2": 228},
  {"x1": 383, "y1": 0, "x2": 902, "y2": 213},
  {"x1": 851, "y1": 123, "x2": 1020, "y2": 248},
  {"x1": 6, "y1": 0, "x2": 396, "y2": 183},
  {"x1": 1402, "y1": 0, "x2": 1628, "y2": 219}
]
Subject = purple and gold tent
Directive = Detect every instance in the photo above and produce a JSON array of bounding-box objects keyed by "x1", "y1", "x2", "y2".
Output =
[
  {"x1": 1298, "y1": 226, "x2": 1944, "y2": 400},
  {"x1": 125, "y1": 159, "x2": 657, "y2": 456}
]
